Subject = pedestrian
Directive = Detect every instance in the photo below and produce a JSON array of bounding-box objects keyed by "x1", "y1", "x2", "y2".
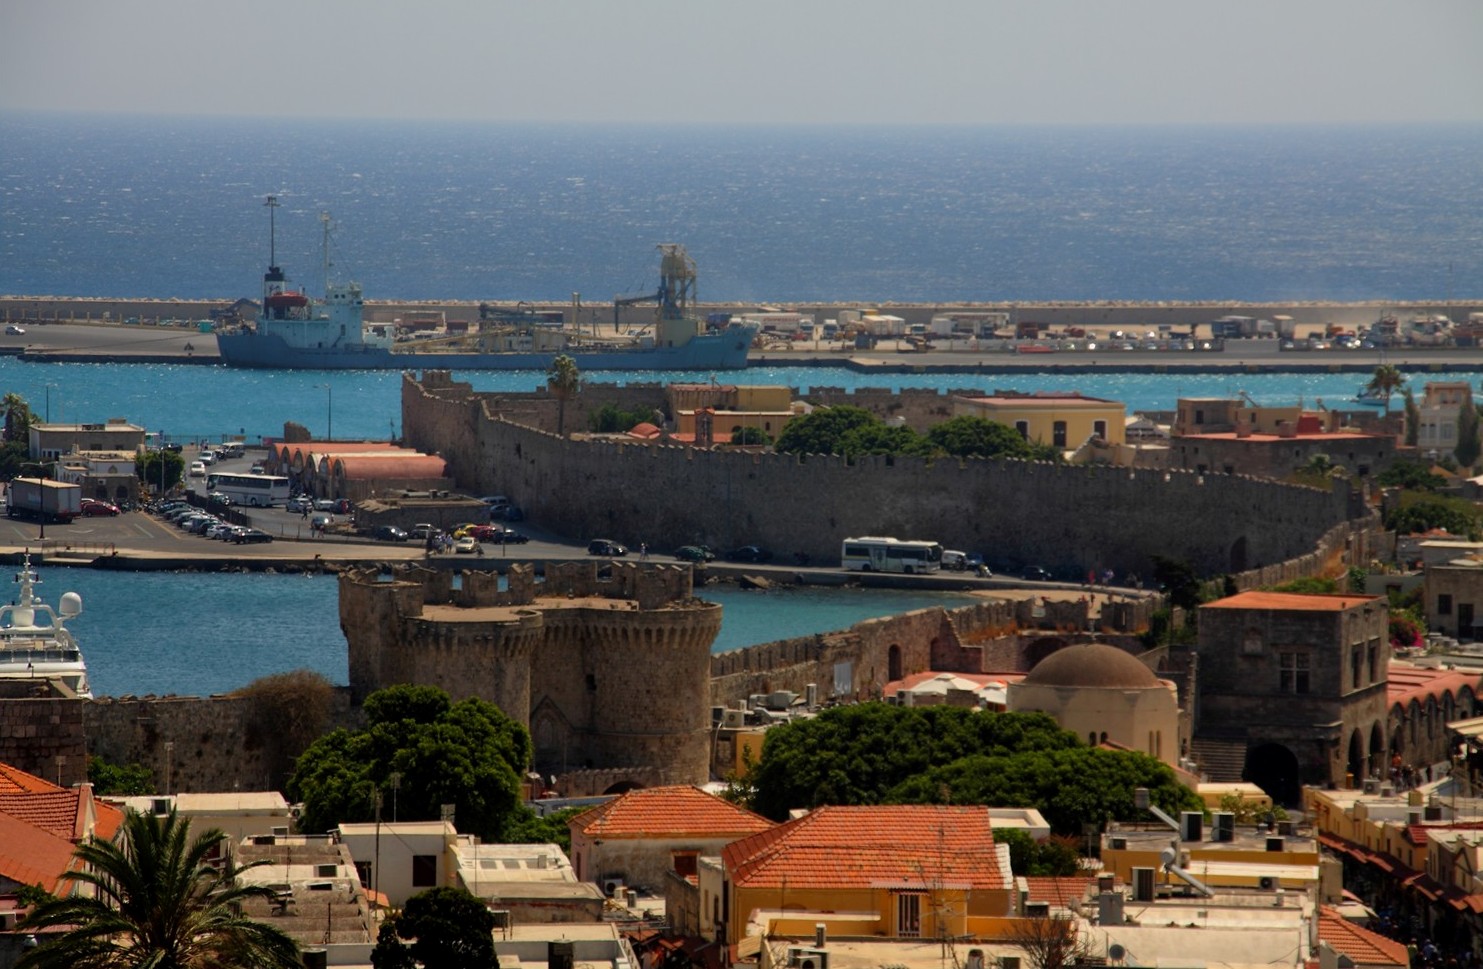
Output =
[{"x1": 640, "y1": 542, "x2": 648, "y2": 560}]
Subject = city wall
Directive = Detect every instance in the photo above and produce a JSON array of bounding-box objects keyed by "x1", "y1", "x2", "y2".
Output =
[{"x1": 404, "y1": 373, "x2": 1363, "y2": 578}]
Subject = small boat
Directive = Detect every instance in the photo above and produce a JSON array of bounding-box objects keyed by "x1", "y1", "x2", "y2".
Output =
[
  {"x1": 1354, "y1": 385, "x2": 1389, "y2": 406},
  {"x1": 0, "y1": 553, "x2": 90, "y2": 698}
]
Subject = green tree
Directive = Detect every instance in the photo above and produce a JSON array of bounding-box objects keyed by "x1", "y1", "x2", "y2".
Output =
[
  {"x1": 993, "y1": 828, "x2": 1083, "y2": 876},
  {"x1": 502, "y1": 805, "x2": 586, "y2": 854},
  {"x1": 1456, "y1": 399, "x2": 1481, "y2": 470},
  {"x1": 287, "y1": 685, "x2": 533, "y2": 842},
  {"x1": 1403, "y1": 388, "x2": 1420, "y2": 446},
  {"x1": 1364, "y1": 364, "x2": 1406, "y2": 412},
  {"x1": 588, "y1": 402, "x2": 660, "y2": 434},
  {"x1": 2, "y1": 392, "x2": 33, "y2": 444},
  {"x1": 87, "y1": 755, "x2": 154, "y2": 796},
  {"x1": 730, "y1": 426, "x2": 772, "y2": 446},
  {"x1": 371, "y1": 887, "x2": 498, "y2": 969},
  {"x1": 774, "y1": 405, "x2": 879, "y2": 455},
  {"x1": 1151, "y1": 555, "x2": 1204, "y2": 610},
  {"x1": 545, "y1": 354, "x2": 581, "y2": 435},
  {"x1": 136, "y1": 448, "x2": 186, "y2": 494},
  {"x1": 1384, "y1": 491, "x2": 1483, "y2": 540},
  {"x1": 18, "y1": 808, "x2": 300, "y2": 969},
  {"x1": 837, "y1": 422, "x2": 932, "y2": 457},
  {"x1": 926, "y1": 415, "x2": 1056, "y2": 461},
  {"x1": 748, "y1": 706, "x2": 1082, "y2": 820},
  {"x1": 1375, "y1": 459, "x2": 1445, "y2": 492}
]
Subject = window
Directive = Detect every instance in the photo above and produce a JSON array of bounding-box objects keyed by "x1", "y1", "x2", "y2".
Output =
[
  {"x1": 1093, "y1": 420, "x2": 1107, "y2": 440},
  {"x1": 1368, "y1": 640, "x2": 1379, "y2": 682},
  {"x1": 1439, "y1": 594, "x2": 1453, "y2": 616},
  {"x1": 1279, "y1": 652, "x2": 1310, "y2": 694},
  {"x1": 895, "y1": 893, "x2": 922, "y2": 938},
  {"x1": 1052, "y1": 421, "x2": 1067, "y2": 447},
  {"x1": 412, "y1": 854, "x2": 437, "y2": 887},
  {"x1": 1015, "y1": 421, "x2": 1029, "y2": 440}
]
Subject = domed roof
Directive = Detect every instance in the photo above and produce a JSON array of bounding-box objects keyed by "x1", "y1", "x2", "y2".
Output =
[{"x1": 1022, "y1": 644, "x2": 1160, "y2": 689}]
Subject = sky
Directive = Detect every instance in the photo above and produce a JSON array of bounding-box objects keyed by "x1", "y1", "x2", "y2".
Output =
[{"x1": 2, "y1": 0, "x2": 1481, "y2": 126}]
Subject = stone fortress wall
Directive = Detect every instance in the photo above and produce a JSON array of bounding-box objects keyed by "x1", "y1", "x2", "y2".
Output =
[
  {"x1": 404, "y1": 373, "x2": 1365, "y2": 578},
  {"x1": 339, "y1": 561, "x2": 719, "y2": 787}
]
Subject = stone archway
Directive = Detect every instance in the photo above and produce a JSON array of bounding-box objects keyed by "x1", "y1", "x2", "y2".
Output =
[
  {"x1": 1370, "y1": 722, "x2": 1386, "y2": 782},
  {"x1": 1347, "y1": 730, "x2": 1366, "y2": 785},
  {"x1": 1244, "y1": 742, "x2": 1301, "y2": 806},
  {"x1": 603, "y1": 780, "x2": 644, "y2": 795}
]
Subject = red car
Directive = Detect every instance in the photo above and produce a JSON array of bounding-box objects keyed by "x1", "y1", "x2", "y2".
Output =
[{"x1": 81, "y1": 498, "x2": 121, "y2": 516}]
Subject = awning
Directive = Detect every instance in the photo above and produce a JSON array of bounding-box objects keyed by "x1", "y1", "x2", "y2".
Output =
[{"x1": 1446, "y1": 715, "x2": 1483, "y2": 739}]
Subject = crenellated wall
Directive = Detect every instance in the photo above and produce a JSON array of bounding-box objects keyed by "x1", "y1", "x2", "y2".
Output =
[
  {"x1": 340, "y1": 563, "x2": 719, "y2": 785},
  {"x1": 402, "y1": 374, "x2": 1365, "y2": 579}
]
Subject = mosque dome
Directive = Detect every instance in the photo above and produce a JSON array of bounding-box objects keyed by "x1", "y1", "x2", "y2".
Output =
[{"x1": 1021, "y1": 643, "x2": 1160, "y2": 689}]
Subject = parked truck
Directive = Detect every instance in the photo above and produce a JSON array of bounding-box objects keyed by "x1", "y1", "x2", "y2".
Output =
[{"x1": 5, "y1": 478, "x2": 82, "y2": 523}]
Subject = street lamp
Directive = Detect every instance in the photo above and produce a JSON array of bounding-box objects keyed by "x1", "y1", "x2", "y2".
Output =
[{"x1": 320, "y1": 384, "x2": 333, "y2": 441}]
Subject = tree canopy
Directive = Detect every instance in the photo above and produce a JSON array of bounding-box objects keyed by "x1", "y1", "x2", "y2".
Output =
[
  {"x1": 740, "y1": 705, "x2": 1199, "y2": 834},
  {"x1": 286, "y1": 685, "x2": 532, "y2": 842},
  {"x1": 18, "y1": 808, "x2": 300, "y2": 969},
  {"x1": 545, "y1": 354, "x2": 581, "y2": 435},
  {"x1": 1384, "y1": 490, "x2": 1483, "y2": 540},
  {"x1": 370, "y1": 887, "x2": 498, "y2": 969},
  {"x1": 774, "y1": 407, "x2": 1058, "y2": 461}
]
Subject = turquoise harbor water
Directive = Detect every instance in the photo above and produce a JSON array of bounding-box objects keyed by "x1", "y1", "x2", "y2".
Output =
[
  {"x1": 39, "y1": 568, "x2": 970, "y2": 698},
  {"x1": 0, "y1": 357, "x2": 1441, "y2": 445}
]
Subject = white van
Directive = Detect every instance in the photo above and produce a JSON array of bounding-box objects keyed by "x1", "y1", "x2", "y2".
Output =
[{"x1": 941, "y1": 549, "x2": 969, "y2": 571}]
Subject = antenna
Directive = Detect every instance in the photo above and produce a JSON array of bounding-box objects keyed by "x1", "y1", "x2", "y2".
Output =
[
  {"x1": 265, "y1": 195, "x2": 279, "y2": 267},
  {"x1": 320, "y1": 211, "x2": 335, "y2": 294}
]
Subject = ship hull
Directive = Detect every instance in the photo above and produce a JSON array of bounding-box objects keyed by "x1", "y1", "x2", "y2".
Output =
[{"x1": 217, "y1": 328, "x2": 756, "y2": 371}]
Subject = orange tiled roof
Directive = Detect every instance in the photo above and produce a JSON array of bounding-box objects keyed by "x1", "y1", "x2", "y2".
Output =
[
  {"x1": 1317, "y1": 906, "x2": 1409, "y2": 967},
  {"x1": 0, "y1": 810, "x2": 82, "y2": 895},
  {"x1": 723, "y1": 805, "x2": 1008, "y2": 891},
  {"x1": 1022, "y1": 876, "x2": 1096, "y2": 907},
  {"x1": 1387, "y1": 663, "x2": 1481, "y2": 708},
  {"x1": 0, "y1": 762, "x2": 63, "y2": 795},
  {"x1": 570, "y1": 786, "x2": 775, "y2": 840},
  {"x1": 1202, "y1": 591, "x2": 1381, "y2": 612}
]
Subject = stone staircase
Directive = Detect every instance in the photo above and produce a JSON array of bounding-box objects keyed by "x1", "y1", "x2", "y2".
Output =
[{"x1": 1190, "y1": 731, "x2": 1249, "y2": 783}]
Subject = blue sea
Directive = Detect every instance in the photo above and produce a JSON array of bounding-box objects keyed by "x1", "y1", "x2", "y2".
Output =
[{"x1": 3, "y1": 114, "x2": 1481, "y2": 304}]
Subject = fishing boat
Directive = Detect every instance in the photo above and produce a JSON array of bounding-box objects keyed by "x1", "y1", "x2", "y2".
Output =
[
  {"x1": 1354, "y1": 385, "x2": 1390, "y2": 407},
  {"x1": 0, "y1": 553, "x2": 89, "y2": 698},
  {"x1": 216, "y1": 198, "x2": 758, "y2": 372}
]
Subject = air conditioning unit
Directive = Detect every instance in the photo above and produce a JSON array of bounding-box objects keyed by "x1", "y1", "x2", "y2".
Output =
[
  {"x1": 787, "y1": 947, "x2": 828, "y2": 969},
  {"x1": 1179, "y1": 811, "x2": 1202, "y2": 842},
  {"x1": 602, "y1": 878, "x2": 624, "y2": 898},
  {"x1": 722, "y1": 709, "x2": 748, "y2": 729},
  {"x1": 1362, "y1": 777, "x2": 1380, "y2": 795},
  {"x1": 1132, "y1": 867, "x2": 1156, "y2": 902},
  {"x1": 1212, "y1": 812, "x2": 1235, "y2": 843}
]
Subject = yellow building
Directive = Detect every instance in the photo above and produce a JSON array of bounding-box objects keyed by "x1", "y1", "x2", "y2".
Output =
[
  {"x1": 951, "y1": 392, "x2": 1126, "y2": 449},
  {"x1": 719, "y1": 805, "x2": 1013, "y2": 946}
]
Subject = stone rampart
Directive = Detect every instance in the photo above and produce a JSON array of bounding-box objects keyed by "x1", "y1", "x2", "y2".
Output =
[
  {"x1": 404, "y1": 372, "x2": 1358, "y2": 578},
  {"x1": 0, "y1": 697, "x2": 88, "y2": 787}
]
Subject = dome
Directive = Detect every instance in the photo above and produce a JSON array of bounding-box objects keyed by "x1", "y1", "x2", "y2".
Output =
[{"x1": 1022, "y1": 644, "x2": 1160, "y2": 689}]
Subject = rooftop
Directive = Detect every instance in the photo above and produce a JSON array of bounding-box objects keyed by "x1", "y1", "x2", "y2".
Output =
[
  {"x1": 570, "y1": 785, "x2": 774, "y2": 840},
  {"x1": 1202, "y1": 591, "x2": 1381, "y2": 612},
  {"x1": 1317, "y1": 905, "x2": 1410, "y2": 967}
]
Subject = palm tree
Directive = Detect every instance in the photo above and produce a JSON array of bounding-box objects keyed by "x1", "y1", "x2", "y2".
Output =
[
  {"x1": 1364, "y1": 364, "x2": 1406, "y2": 413},
  {"x1": 545, "y1": 353, "x2": 581, "y2": 435},
  {"x1": 18, "y1": 808, "x2": 300, "y2": 969},
  {"x1": 2, "y1": 391, "x2": 33, "y2": 443}
]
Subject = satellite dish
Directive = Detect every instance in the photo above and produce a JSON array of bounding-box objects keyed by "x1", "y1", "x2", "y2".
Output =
[
  {"x1": 1108, "y1": 943, "x2": 1126, "y2": 962},
  {"x1": 1159, "y1": 846, "x2": 1177, "y2": 868}
]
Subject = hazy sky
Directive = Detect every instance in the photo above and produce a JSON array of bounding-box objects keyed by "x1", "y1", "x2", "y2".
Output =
[{"x1": 3, "y1": 0, "x2": 1481, "y2": 125}]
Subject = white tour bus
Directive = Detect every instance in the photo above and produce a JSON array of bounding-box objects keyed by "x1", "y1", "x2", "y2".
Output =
[
  {"x1": 839, "y1": 536, "x2": 944, "y2": 574},
  {"x1": 206, "y1": 472, "x2": 291, "y2": 507}
]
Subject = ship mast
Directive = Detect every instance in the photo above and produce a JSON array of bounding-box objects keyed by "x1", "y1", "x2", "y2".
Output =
[
  {"x1": 262, "y1": 195, "x2": 285, "y2": 301},
  {"x1": 320, "y1": 210, "x2": 335, "y2": 295}
]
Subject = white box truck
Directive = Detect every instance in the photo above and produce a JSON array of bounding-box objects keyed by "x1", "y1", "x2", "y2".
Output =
[{"x1": 5, "y1": 478, "x2": 82, "y2": 523}]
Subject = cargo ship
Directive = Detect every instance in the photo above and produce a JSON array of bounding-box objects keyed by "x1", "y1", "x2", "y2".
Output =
[{"x1": 216, "y1": 199, "x2": 758, "y2": 372}]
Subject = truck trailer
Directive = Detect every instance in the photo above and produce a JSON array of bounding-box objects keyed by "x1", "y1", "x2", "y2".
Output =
[{"x1": 5, "y1": 478, "x2": 82, "y2": 524}]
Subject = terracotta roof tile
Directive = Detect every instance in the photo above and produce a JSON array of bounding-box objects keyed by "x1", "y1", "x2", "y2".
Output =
[
  {"x1": 0, "y1": 810, "x2": 81, "y2": 895},
  {"x1": 0, "y1": 791, "x2": 83, "y2": 839},
  {"x1": 1022, "y1": 876, "x2": 1097, "y2": 907},
  {"x1": 571, "y1": 786, "x2": 775, "y2": 840},
  {"x1": 723, "y1": 805, "x2": 1007, "y2": 891},
  {"x1": 1317, "y1": 905, "x2": 1409, "y2": 967},
  {"x1": 1202, "y1": 591, "x2": 1381, "y2": 612},
  {"x1": 1387, "y1": 664, "x2": 1481, "y2": 707},
  {"x1": 0, "y1": 762, "x2": 63, "y2": 795}
]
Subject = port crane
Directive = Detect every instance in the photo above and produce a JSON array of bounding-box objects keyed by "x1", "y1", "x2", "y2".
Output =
[{"x1": 611, "y1": 244, "x2": 697, "y2": 332}]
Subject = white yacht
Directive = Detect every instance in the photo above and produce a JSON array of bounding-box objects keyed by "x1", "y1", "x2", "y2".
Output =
[{"x1": 0, "y1": 554, "x2": 89, "y2": 698}]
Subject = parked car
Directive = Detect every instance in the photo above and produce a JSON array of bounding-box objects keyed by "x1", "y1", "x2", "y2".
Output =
[
  {"x1": 453, "y1": 536, "x2": 479, "y2": 554},
  {"x1": 501, "y1": 506, "x2": 524, "y2": 522},
  {"x1": 314, "y1": 498, "x2": 337, "y2": 512},
  {"x1": 372, "y1": 525, "x2": 409, "y2": 542},
  {"x1": 1021, "y1": 565, "x2": 1053, "y2": 582},
  {"x1": 286, "y1": 496, "x2": 311, "y2": 513},
  {"x1": 233, "y1": 529, "x2": 274, "y2": 544},
  {"x1": 5, "y1": 324, "x2": 24, "y2": 336},
  {"x1": 727, "y1": 545, "x2": 774, "y2": 563},
  {"x1": 188, "y1": 461, "x2": 206, "y2": 477},
  {"x1": 409, "y1": 523, "x2": 437, "y2": 540},
  {"x1": 941, "y1": 549, "x2": 969, "y2": 571},
  {"x1": 206, "y1": 492, "x2": 233, "y2": 506},
  {"x1": 80, "y1": 498, "x2": 120, "y2": 517},
  {"x1": 495, "y1": 529, "x2": 529, "y2": 544},
  {"x1": 674, "y1": 545, "x2": 715, "y2": 563},
  {"x1": 480, "y1": 495, "x2": 510, "y2": 510},
  {"x1": 588, "y1": 539, "x2": 628, "y2": 557}
]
